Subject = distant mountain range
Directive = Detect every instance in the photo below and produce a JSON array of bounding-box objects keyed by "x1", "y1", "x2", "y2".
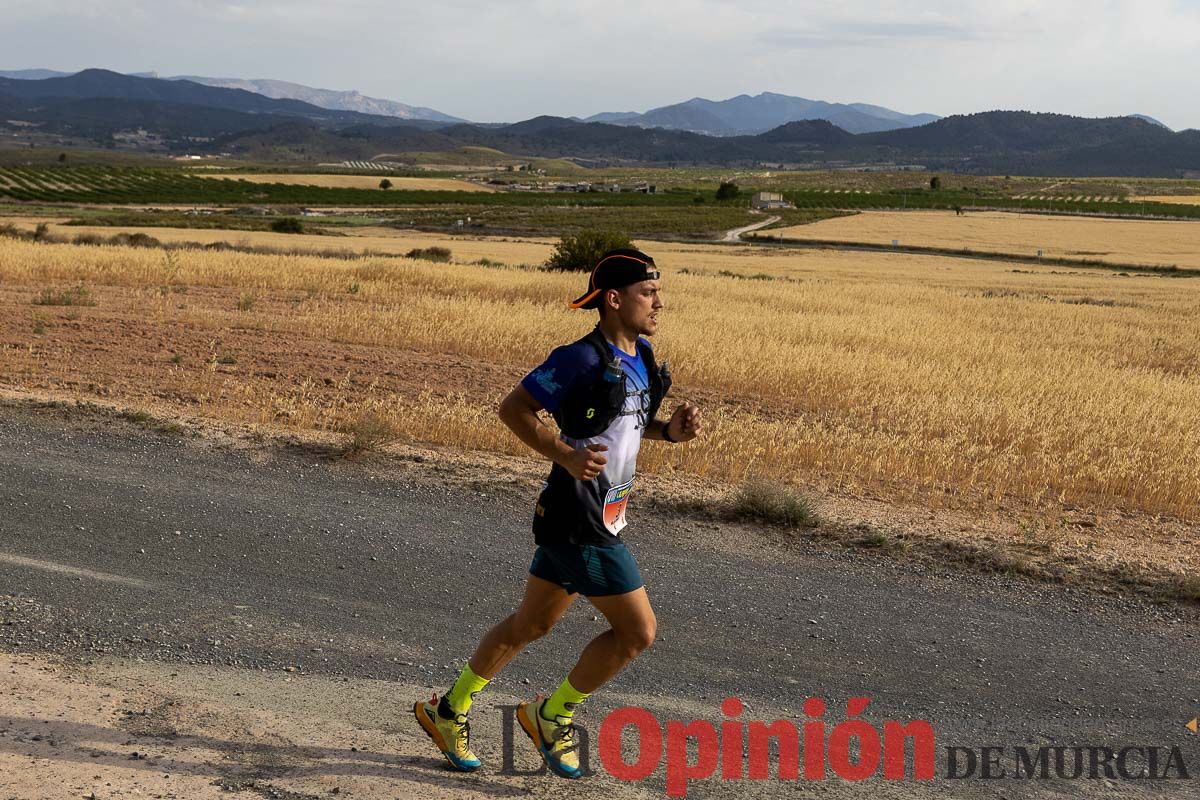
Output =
[
  {"x1": 0, "y1": 68, "x2": 66, "y2": 81},
  {"x1": 1129, "y1": 114, "x2": 1169, "y2": 129},
  {"x1": 1, "y1": 69, "x2": 1196, "y2": 176},
  {"x1": 0, "y1": 69, "x2": 420, "y2": 141},
  {"x1": 582, "y1": 92, "x2": 940, "y2": 135},
  {"x1": 157, "y1": 75, "x2": 463, "y2": 123},
  {"x1": 214, "y1": 112, "x2": 1199, "y2": 177},
  {"x1": 0, "y1": 68, "x2": 463, "y2": 123}
]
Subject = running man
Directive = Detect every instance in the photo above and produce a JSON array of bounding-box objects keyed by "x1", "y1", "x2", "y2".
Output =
[{"x1": 414, "y1": 247, "x2": 701, "y2": 778}]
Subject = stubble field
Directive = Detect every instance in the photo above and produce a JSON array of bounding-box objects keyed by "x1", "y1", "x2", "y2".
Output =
[
  {"x1": 1130, "y1": 195, "x2": 1200, "y2": 206},
  {"x1": 767, "y1": 209, "x2": 1200, "y2": 269},
  {"x1": 0, "y1": 216, "x2": 557, "y2": 261}
]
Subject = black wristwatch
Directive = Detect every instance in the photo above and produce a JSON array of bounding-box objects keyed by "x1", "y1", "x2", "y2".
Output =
[{"x1": 661, "y1": 419, "x2": 678, "y2": 443}]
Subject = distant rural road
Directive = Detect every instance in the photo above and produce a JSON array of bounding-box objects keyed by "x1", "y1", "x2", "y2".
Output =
[
  {"x1": 722, "y1": 214, "x2": 780, "y2": 241},
  {"x1": 1, "y1": 404, "x2": 1197, "y2": 798}
]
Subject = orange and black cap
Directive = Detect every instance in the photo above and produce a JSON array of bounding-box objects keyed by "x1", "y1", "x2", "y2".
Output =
[{"x1": 569, "y1": 248, "x2": 659, "y2": 310}]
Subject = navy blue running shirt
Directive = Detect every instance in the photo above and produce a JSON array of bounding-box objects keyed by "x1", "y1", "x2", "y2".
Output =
[{"x1": 521, "y1": 335, "x2": 653, "y2": 546}]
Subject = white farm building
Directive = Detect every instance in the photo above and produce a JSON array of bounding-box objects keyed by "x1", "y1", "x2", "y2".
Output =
[{"x1": 751, "y1": 191, "x2": 793, "y2": 210}]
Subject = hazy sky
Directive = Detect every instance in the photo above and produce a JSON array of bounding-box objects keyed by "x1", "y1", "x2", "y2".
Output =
[{"x1": 4, "y1": 0, "x2": 1199, "y2": 129}]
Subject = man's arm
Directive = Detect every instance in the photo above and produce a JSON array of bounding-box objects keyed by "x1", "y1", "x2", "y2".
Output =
[
  {"x1": 643, "y1": 418, "x2": 672, "y2": 441},
  {"x1": 644, "y1": 401, "x2": 702, "y2": 443},
  {"x1": 498, "y1": 385, "x2": 608, "y2": 480}
]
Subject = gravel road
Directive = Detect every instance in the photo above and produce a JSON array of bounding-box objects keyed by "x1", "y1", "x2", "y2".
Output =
[{"x1": 1, "y1": 404, "x2": 1196, "y2": 798}]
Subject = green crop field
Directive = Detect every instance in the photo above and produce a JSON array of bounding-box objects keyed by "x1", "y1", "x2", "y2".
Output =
[
  {"x1": 38, "y1": 204, "x2": 843, "y2": 239},
  {"x1": 3, "y1": 165, "x2": 1200, "y2": 222},
  {"x1": 0, "y1": 166, "x2": 702, "y2": 207},
  {"x1": 58, "y1": 212, "x2": 348, "y2": 234},
  {"x1": 377, "y1": 205, "x2": 846, "y2": 237}
]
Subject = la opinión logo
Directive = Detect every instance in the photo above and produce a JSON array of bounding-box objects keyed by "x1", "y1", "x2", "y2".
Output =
[
  {"x1": 944, "y1": 745, "x2": 1190, "y2": 781},
  {"x1": 500, "y1": 696, "x2": 935, "y2": 796}
]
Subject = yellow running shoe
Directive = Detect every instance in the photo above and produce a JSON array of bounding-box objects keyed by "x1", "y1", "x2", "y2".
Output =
[
  {"x1": 413, "y1": 694, "x2": 481, "y2": 772},
  {"x1": 517, "y1": 697, "x2": 583, "y2": 779}
]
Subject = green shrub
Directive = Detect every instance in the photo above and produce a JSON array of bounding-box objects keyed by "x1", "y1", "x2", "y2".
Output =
[
  {"x1": 715, "y1": 181, "x2": 739, "y2": 200},
  {"x1": 405, "y1": 246, "x2": 452, "y2": 262},
  {"x1": 110, "y1": 232, "x2": 161, "y2": 248},
  {"x1": 0, "y1": 223, "x2": 32, "y2": 241},
  {"x1": 270, "y1": 217, "x2": 305, "y2": 234},
  {"x1": 544, "y1": 230, "x2": 633, "y2": 272}
]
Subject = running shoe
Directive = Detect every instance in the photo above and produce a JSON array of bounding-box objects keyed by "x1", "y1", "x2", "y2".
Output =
[
  {"x1": 413, "y1": 694, "x2": 481, "y2": 772},
  {"x1": 516, "y1": 697, "x2": 583, "y2": 779}
]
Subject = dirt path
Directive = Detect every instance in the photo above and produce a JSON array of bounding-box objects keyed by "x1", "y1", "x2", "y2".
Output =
[
  {"x1": 721, "y1": 214, "x2": 780, "y2": 241},
  {"x1": 0, "y1": 652, "x2": 650, "y2": 800}
]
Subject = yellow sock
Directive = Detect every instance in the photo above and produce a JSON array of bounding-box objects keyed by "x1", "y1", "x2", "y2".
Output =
[
  {"x1": 445, "y1": 663, "x2": 490, "y2": 716},
  {"x1": 542, "y1": 676, "x2": 589, "y2": 720}
]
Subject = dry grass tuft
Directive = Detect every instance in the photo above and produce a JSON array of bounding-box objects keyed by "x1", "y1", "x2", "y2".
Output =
[
  {"x1": 32, "y1": 284, "x2": 96, "y2": 307},
  {"x1": 1166, "y1": 574, "x2": 1200, "y2": 603},
  {"x1": 728, "y1": 477, "x2": 818, "y2": 528},
  {"x1": 338, "y1": 411, "x2": 402, "y2": 458}
]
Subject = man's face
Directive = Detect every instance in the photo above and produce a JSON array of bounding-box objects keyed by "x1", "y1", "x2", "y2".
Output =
[{"x1": 611, "y1": 278, "x2": 663, "y2": 336}]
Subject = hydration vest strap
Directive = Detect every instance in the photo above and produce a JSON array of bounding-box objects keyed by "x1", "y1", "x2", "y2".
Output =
[{"x1": 577, "y1": 326, "x2": 666, "y2": 426}]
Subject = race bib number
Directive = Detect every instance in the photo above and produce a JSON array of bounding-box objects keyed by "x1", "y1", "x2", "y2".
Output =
[{"x1": 603, "y1": 478, "x2": 633, "y2": 535}]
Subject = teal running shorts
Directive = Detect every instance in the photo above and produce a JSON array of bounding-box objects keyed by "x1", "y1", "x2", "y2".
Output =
[{"x1": 529, "y1": 541, "x2": 644, "y2": 597}]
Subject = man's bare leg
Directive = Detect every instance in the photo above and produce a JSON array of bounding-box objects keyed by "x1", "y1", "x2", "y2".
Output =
[
  {"x1": 514, "y1": 586, "x2": 655, "y2": 779},
  {"x1": 416, "y1": 575, "x2": 575, "y2": 771},
  {"x1": 568, "y1": 587, "x2": 657, "y2": 693},
  {"x1": 469, "y1": 574, "x2": 577, "y2": 678}
]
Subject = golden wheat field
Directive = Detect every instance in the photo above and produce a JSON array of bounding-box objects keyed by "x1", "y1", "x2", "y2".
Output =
[
  {"x1": 0, "y1": 217, "x2": 556, "y2": 262},
  {"x1": 195, "y1": 173, "x2": 494, "y2": 192},
  {"x1": 767, "y1": 209, "x2": 1200, "y2": 269},
  {"x1": 2, "y1": 234, "x2": 1197, "y2": 524},
  {"x1": 2, "y1": 216, "x2": 861, "y2": 273},
  {"x1": 1130, "y1": 195, "x2": 1200, "y2": 206}
]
